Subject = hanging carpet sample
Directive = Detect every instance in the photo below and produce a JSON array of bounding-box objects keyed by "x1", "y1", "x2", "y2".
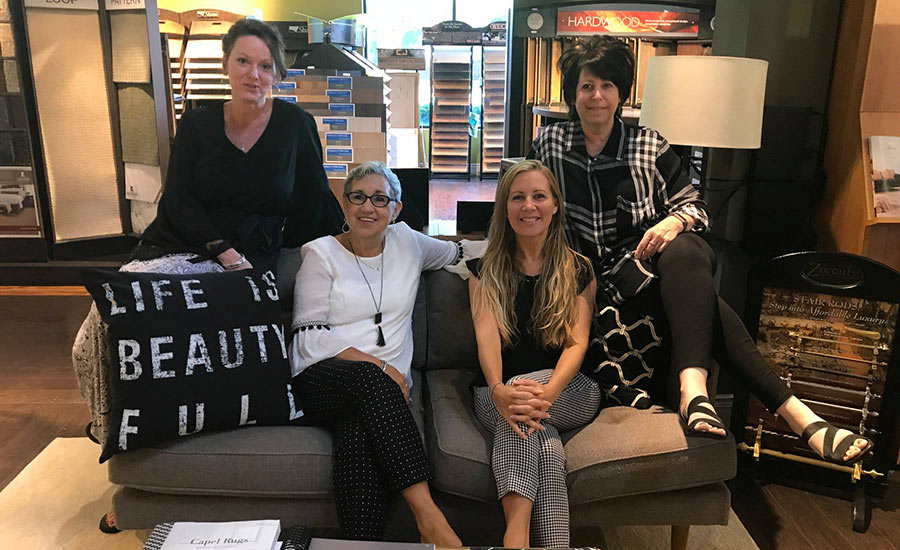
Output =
[
  {"x1": 118, "y1": 84, "x2": 159, "y2": 165},
  {"x1": 3, "y1": 59, "x2": 18, "y2": 92},
  {"x1": 0, "y1": 23, "x2": 15, "y2": 57},
  {"x1": 110, "y1": 12, "x2": 150, "y2": 84},
  {"x1": 25, "y1": 7, "x2": 122, "y2": 241}
]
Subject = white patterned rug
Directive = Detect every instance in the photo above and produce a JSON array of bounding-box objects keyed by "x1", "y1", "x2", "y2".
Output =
[{"x1": 0, "y1": 438, "x2": 758, "y2": 550}]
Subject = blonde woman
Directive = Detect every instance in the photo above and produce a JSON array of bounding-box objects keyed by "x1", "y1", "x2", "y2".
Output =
[{"x1": 468, "y1": 160, "x2": 598, "y2": 548}]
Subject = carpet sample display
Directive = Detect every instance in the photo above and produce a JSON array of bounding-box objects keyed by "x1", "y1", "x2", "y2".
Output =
[
  {"x1": 124, "y1": 161, "x2": 161, "y2": 202},
  {"x1": 110, "y1": 12, "x2": 150, "y2": 84},
  {"x1": 0, "y1": 22, "x2": 14, "y2": 57},
  {"x1": 118, "y1": 84, "x2": 159, "y2": 166},
  {"x1": 0, "y1": 96, "x2": 10, "y2": 129},
  {"x1": 129, "y1": 197, "x2": 157, "y2": 235},
  {"x1": 25, "y1": 8, "x2": 122, "y2": 241},
  {"x1": 3, "y1": 59, "x2": 18, "y2": 93},
  {"x1": 0, "y1": 132, "x2": 12, "y2": 164}
]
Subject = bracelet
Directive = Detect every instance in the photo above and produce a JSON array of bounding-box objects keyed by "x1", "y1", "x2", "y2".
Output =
[
  {"x1": 489, "y1": 382, "x2": 502, "y2": 399},
  {"x1": 223, "y1": 255, "x2": 247, "y2": 270},
  {"x1": 671, "y1": 212, "x2": 689, "y2": 232},
  {"x1": 379, "y1": 359, "x2": 387, "y2": 372}
]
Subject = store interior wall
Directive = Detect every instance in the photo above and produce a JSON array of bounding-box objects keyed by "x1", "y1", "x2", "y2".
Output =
[
  {"x1": 157, "y1": 0, "x2": 363, "y2": 22},
  {"x1": 708, "y1": 0, "x2": 841, "y2": 412}
]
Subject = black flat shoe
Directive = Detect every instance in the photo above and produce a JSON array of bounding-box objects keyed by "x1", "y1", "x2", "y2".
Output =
[
  {"x1": 801, "y1": 420, "x2": 874, "y2": 466},
  {"x1": 681, "y1": 395, "x2": 728, "y2": 439},
  {"x1": 99, "y1": 512, "x2": 120, "y2": 534}
]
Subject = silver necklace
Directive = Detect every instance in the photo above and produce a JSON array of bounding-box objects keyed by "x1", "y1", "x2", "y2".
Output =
[{"x1": 348, "y1": 236, "x2": 386, "y2": 347}]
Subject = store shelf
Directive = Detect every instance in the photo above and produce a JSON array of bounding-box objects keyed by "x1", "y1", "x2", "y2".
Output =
[
  {"x1": 481, "y1": 46, "x2": 506, "y2": 178},
  {"x1": 430, "y1": 46, "x2": 472, "y2": 179}
]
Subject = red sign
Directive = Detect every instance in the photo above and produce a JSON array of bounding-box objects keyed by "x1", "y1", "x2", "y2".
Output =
[{"x1": 557, "y1": 8, "x2": 699, "y2": 38}]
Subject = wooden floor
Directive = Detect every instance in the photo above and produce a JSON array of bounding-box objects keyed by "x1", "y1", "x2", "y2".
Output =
[
  {"x1": 2, "y1": 288, "x2": 899, "y2": 549},
  {"x1": 0, "y1": 293, "x2": 92, "y2": 490}
]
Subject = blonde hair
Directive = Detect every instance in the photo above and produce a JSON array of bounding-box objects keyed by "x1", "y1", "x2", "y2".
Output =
[{"x1": 473, "y1": 160, "x2": 592, "y2": 349}]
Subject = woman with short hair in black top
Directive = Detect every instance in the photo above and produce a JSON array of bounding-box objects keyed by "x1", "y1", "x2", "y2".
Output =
[
  {"x1": 468, "y1": 160, "x2": 599, "y2": 548},
  {"x1": 134, "y1": 17, "x2": 343, "y2": 270},
  {"x1": 92, "y1": 18, "x2": 342, "y2": 534},
  {"x1": 527, "y1": 36, "x2": 872, "y2": 466}
]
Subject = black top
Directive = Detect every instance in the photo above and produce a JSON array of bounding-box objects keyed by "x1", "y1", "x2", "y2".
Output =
[
  {"x1": 137, "y1": 99, "x2": 344, "y2": 264},
  {"x1": 469, "y1": 257, "x2": 592, "y2": 386},
  {"x1": 526, "y1": 117, "x2": 708, "y2": 304}
]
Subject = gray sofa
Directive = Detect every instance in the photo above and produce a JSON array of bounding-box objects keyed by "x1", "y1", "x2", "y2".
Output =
[{"x1": 107, "y1": 270, "x2": 736, "y2": 549}]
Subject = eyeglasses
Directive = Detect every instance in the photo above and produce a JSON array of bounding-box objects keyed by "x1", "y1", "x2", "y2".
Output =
[{"x1": 345, "y1": 191, "x2": 396, "y2": 208}]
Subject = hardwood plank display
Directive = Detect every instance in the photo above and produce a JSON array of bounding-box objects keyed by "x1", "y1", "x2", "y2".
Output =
[
  {"x1": 159, "y1": 19, "x2": 185, "y2": 121},
  {"x1": 430, "y1": 46, "x2": 472, "y2": 179},
  {"x1": 182, "y1": 20, "x2": 232, "y2": 104},
  {"x1": 481, "y1": 46, "x2": 506, "y2": 178}
]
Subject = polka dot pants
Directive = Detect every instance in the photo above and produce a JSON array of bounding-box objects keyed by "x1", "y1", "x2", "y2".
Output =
[
  {"x1": 295, "y1": 358, "x2": 430, "y2": 540},
  {"x1": 474, "y1": 370, "x2": 601, "y2": 548}
]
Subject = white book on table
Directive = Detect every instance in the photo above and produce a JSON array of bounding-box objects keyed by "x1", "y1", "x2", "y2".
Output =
[
  {"x1": 143, "y1": 520, "x2": 281, "y2": 550},
  {"x1": 309, "y1": 538, "x2": 434, "y2": 550}
]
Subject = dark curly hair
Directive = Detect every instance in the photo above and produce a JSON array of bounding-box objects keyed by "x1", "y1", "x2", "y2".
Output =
[
  {"x1": 559, "y1": 36, "x2": 635, "y2": 120},
  {"x1": 222, "y1": 18, "x2": 287, "y2": 81}
]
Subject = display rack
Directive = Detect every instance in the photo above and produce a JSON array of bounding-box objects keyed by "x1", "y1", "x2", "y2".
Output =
[
  {"x1": 159, "y1": 19, "x2": 186, "y2": 121},
  {"x1": 735, "y1": 252, "x2": 900, "y2": 532},
  {"x1": 0, "y1": 0, "x2": 39, "y2": 245},
  {"x1": 182, "y1": 20, "x2": 232, "y2": 103},
  {"x1": 481, "y1": 46, "x2": 506, "y2": 178},
  {"x1": 430, "y1": 46, "x2": 472, "y2": 179},
  {"x1": 287, "y1": 43, "x2": 389, "y2": 199}
]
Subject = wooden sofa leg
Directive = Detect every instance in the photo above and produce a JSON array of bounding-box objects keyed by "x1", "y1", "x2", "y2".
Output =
[{"x1": 671, "y1": 525, "x2": 690, "y2": 550}]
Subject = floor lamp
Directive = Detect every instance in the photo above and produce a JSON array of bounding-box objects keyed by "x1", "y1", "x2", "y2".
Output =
[{"x1": 639, "y1": 56, "x2": 768, "y2": 241}]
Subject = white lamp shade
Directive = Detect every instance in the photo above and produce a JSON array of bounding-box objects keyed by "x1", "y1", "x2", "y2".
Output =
[{"x1": 639, "y1": 56, "x2": 768, "y2": 149}]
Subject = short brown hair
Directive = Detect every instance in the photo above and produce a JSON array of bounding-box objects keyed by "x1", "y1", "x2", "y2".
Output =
[
  {"x1": 559, "y1": 36, "x2": 635, "y2": 120},
  {"x1": 222, "y1": 18, "x2": 287, "y2": 81}
]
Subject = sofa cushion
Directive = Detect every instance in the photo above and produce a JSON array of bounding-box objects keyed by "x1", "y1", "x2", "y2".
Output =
[
  {"x1": 564, "y1": 405, "x2": 737, "y2": 505},
  {"x1": 424, "y1": 369, "x2": 495, "y2": 502},
  {"x1": 425, "y1": 369, "x2": 736, "y2": 505},
  {"x1": 110, "y1": 370, "x2": 425, "y2": 497},
  {"x1": 423, "y1": 270, "x2": 478, "y2": 370}
]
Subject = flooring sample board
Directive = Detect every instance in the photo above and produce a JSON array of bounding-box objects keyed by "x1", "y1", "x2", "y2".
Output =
[
  {"x1": 26, "y1": 8, "x2": 122, "y2": 241},
  {"x1": 0, "y1": 132, "x2": 13, "y2": 164},
  {"x1": 0, "y1": 22, "x2": 13, "y2": 57},
  {"x1": 3, "y1": 59, "x2": 18, "y2": 92},
  {"x1": 117, "y1": 84, "x2": 159, "y2": 166},
  {"x1": 124, "y1": 162, "x2": 161, "y2": 202},
  {"x1": 0, "y1": 96, "x2": 9, "y2": 129},
  {"x1": 110, "y1": 12, "x2": 150, "y2": 83},
  {"x1": 130, "y1": 197, "x2": 158, "y2": 235}
]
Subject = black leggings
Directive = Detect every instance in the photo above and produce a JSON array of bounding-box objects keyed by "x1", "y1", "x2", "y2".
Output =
[
  {"x1": 294, "y1": 358, "x2": 430, "y2": 540},
  {"x1": 655, "y1": 233, "x2": 793, "y2": 412}
]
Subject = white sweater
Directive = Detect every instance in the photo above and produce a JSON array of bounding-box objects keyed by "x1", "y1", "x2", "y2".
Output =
[{"x1": 290, "y1": 222, "x2": 460, "y2": 385}]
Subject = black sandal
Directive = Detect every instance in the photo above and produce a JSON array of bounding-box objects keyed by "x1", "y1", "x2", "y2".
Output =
[
  {"x1": 801, "y1": 421, "x2": 874, "y2": 466},
  {"x1": 99, "y1": 511, "x2": 120, "y2": 534},
  {"x1": 681, "y1": 395, "x2": 728, "y2": 439}
]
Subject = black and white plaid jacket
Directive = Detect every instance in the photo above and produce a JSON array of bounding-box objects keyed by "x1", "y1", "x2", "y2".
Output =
[{"x1": 527, "y1": 117, "x2": 709, "y2": 304}]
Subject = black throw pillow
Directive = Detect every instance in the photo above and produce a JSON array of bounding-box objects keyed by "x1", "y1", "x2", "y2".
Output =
[{"x1": 82, "y1": 268, "x2": 303, "y2": 462}]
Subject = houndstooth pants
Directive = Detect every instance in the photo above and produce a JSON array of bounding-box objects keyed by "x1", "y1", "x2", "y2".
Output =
[
  {"x1": 294, "y1": 358, "x2": 430, "y2": 540},
  {"x1": 473, "y1": 370, "x2": 601, "y2": 548}
]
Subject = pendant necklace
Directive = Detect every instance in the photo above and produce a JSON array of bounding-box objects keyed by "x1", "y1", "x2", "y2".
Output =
[{"x1": 348, "y1": 236, "x2": 386, "y2": 347}]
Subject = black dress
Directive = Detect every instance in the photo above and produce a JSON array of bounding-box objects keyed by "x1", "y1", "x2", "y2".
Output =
[{"x1": 136, "y1": 99, "x2": 344, "y2": 265}]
